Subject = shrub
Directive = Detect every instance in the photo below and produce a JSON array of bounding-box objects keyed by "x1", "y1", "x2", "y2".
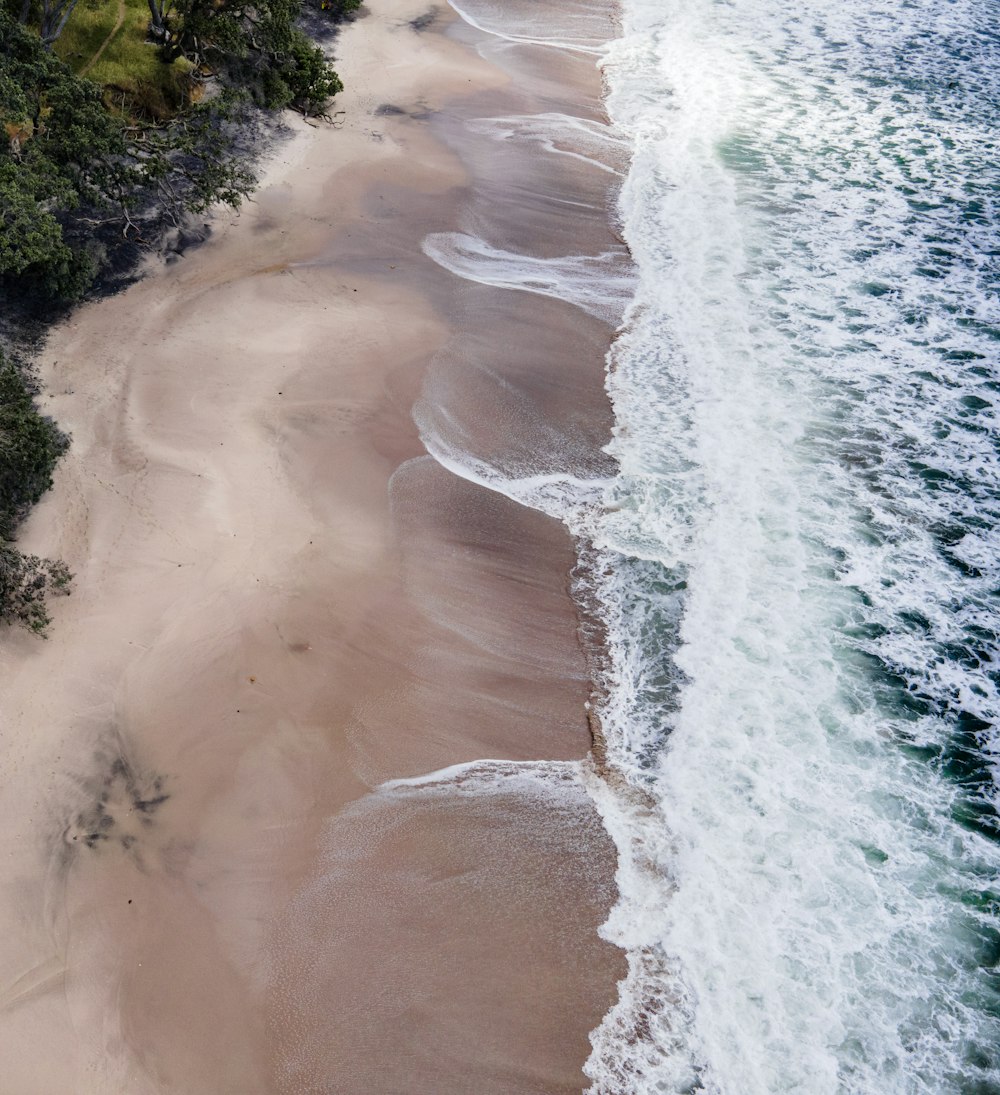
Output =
[
  {"x1": 0, "y1": 356, "x2": 71, "y2": 633},
  {"x1": 0, "y1": 545, "x2": 71, "y2": 634}
]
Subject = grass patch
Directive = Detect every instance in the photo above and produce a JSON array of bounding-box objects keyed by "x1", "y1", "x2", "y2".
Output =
[
  {"x1": 55, "y1": 0, "x2": 194, "y2": 119},
  {"x1": 53, "y1": 0, "x2": 118, "y2": 68}
]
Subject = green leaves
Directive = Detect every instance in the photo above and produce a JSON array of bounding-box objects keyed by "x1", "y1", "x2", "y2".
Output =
[
  {"x1": 0, "y1": 361, "x2": 68, "y2": 538},
  {"x1": 281, "y1": 28, "x2": 343, "y2": 115},
  {"x1": 0, "y1": 544, "x2": 71, "y2": 634},
  {"x1": 0, "y1": 13, "x2": 126, "y2": 300},
  {"x1": 0, "y1": 357, "x2": 71, "y2": 634},
  {"x1": 163, "y1": 0, "x2": 344, "y2": 115},
  {"x1": 1, "y1": 0, "x2": 345, "y2": 308},
  {"x1": 0, "y1": 10, "x2": 262, "y2": 305},
  {"x1": 36, "y1": 75, "x2": 124, "y2": 199},
  {"x1": 0, "y1": 163, "x2": 72, "y2": 277},
  {"x1": 123, "y1": 97, "x2": 258, "y2": 213}
]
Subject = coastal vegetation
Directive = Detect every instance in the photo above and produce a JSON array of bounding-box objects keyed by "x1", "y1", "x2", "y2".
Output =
[
  {"x1": 1, "y1": 0, "x2": 352, "y2": 308},
  {"x1": 0, "y1": 0, "x2": 354, "y2": 630},
  {"x1": 0, "y1": 356, "x2": 70, "y2": 633}
]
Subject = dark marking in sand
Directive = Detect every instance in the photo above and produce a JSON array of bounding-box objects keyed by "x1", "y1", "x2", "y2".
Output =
[
  {"x1": 408, "y1": 7, "x2": 437, "y2": 31},
  {"x1": 134, "y1": 792, "x2": 169, "y2": 814},
  {"x1": 374, "y1": 102, "x2": 431, "y2": 122},
  {"x1": 62, "y1": 752, "x2": 170, "y2": 863},
  {"x1": 161, "y1": 221, "x2": 212, "y2": 261}
]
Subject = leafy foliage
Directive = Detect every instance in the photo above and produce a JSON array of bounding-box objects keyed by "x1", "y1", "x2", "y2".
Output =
[
  {"x1": 0, "y1": 10, "x2": 257, "y2": 305},
  {"x1": 154, "y1": 0, "x2": 344, "y2": 114},
  {"x1": 0, "y1": 16, "x2": 120, "y2": 296},
  {"x1": 121, "y1": 96, "x2": 258, "y2": 212},
  {"x1": 0, "y1": 361, "x2": 68, "y2": 536},
  {"x1": 0, "y1": 357, "x2": 71, "y2": 633},
  {"x1": 264, "y1": 27, "x2": 343, "y2": 114},
  {"x1": 0, "y1": 544, "x2": 71, "y2": 634}
]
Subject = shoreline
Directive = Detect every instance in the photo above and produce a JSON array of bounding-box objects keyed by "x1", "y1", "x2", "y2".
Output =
[{"x1": 0, "y1": 1, "x2": 628, "y2": 1090}]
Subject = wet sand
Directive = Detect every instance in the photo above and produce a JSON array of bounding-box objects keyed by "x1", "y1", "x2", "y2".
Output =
[{"x1": 0, "y1": 0, "x2": 626, "y2": 1091}]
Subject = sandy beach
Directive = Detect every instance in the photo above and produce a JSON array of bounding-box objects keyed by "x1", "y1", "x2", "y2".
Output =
[{"x1": 0, "y1": 0, "x2": 627, "y2": 1090}]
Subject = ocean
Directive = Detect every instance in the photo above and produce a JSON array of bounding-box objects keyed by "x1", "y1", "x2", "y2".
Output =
[{"x1": 428, "y1": 0, "x2": 1000, "y2": 1091}]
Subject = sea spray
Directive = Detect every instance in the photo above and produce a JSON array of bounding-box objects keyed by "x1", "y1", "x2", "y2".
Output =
[{"x1": 377, "y1": 758, "x2": 583, "y2": 797}]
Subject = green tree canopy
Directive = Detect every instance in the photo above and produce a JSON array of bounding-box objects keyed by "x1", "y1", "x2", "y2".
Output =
[
  {"x1": 152, "y1": 0, "x2": 343, "y2": 113},
  {"x1": 0, "y1": 14, "x2": 123, "y2": 295},
  {"x1": 0, "y1": 10, "x2": 257, "y2": 304}
]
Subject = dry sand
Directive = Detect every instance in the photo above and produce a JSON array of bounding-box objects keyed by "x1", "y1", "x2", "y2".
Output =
[{"x1": 0, "y1": 0, "x2": 627, "y2": 1091}]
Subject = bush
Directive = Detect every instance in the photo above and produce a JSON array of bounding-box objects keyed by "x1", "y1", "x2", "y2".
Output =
[
  {"x1": 0, "y1": 10, "x2": 257, "y2": 309},
  {"x1": 282, "y1": 28, "x2": 343, "y2": 115},
  {"x1": 0, "y1": 545, "x2": 71, "y2": 634},
  {"x1": 0, "y1": 360, "x2": 68, "y2": 537},
  {"x1": 0, "y1": 356, "x2": 71, "y2": 633},
  {"x1": 0, "y1": 13, "x2": 128, "y2": 305}
]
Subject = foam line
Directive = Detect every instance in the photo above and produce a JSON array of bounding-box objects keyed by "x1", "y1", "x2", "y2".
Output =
[
  {"x1": 468, "y1": 113, "x2": 628, "y2": 175},
  {"x1": 378, "y1": 759, "x2": 583, "y2": 796},
  {"x1": 447, "y1": 0, "x2": 606, "y2": 55},
  {"x1": 422, "y1": 231, "x2": 635, "y2": 323}
]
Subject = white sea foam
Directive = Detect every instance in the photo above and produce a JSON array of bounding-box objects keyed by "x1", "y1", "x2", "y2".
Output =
[
  {"x1": 466, "y1": 113, "x2": 628, "y2": 176},
  {"x1": 446, "y1": 0, "x2": 609, "y2": 55},
  {"x1": 421, "y1": 232, "x2": 635, "y2": 324},
  {"x1": 413, "y1": 427, "x2": 612, "y2": 522},
  {"x1": 378, "y1": 758, "x2": 583, "y2": 798}
]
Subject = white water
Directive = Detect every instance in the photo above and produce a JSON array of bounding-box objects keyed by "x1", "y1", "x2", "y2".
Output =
[
  {"x1": 421, "y1": 232, "x2": 634, "y2": 323},
  {"x1": 378, "y1": 758, "x2": 583, "y2": 797},
  {"x1": 446, "y1": 0, "x2": 609, "y2": 55},
  {"x1": 427, "y1": 0, "x2": 1000, "y2": 1091},
  {"x1": 465, "y1": 113, "x2": 628, "y2": 176}
]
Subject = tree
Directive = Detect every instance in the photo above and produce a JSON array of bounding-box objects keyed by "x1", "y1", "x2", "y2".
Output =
[
  {"x1": 275, "y1": 28, "x2": 342, "y2": 115},
  {"x1": 0, "y1": 544, "x2": 71, "y2": 633},
  {"x1": 10, "y1": 0, "x2": 81, "y2": 44},
  {"x1": 121, "y1": 97, "x2": 258, "y2": 217},
  {"x1": 0, "y1": 360, "x2": 68, "y2": 537},
  {"x1": 37, "y1": 0, "x2": 81, "y2": 45},
  {"x1": 0, "y1": 357, "x2": 71, "y2": 634},
  {"x1": 0, "y1": 15, "x2": 119, "y2": 295},
  {"x1": 156, "y1": 0, "x2": 344, "y2": 115},
  {"x1": 0, "y1": 11, "x2": 256, "y2": 303}
]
